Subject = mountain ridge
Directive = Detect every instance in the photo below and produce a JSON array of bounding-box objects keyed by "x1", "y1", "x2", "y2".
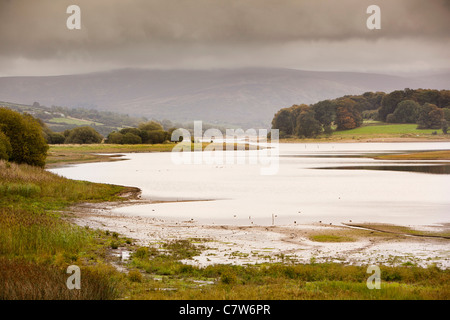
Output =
[{"x1": 0, "y1": 68, "x2": 448, "y2": 128}]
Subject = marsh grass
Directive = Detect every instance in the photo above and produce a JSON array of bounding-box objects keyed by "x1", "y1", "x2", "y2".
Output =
[
  {"x1": 126, "y1": 240, "x2": 450, "y2": 300},
  {"x1": 375, "y1": 150, "x2": 450, "y2": 161},
  {"x1": 348, "y1": 223, "x2": 450, "y2": 239},
  {"x1": 0, "y1": 160, "x2": 124, "y2": 209},
  {"x1": 0, "y1": 160, "x2": 127, "y2": 299},
  {"x1": 0, "y1": 258, "x2": 119, "y2": 300},
  {"x1": 309, "y1": 234, "x2": 355, "y2": 242}
]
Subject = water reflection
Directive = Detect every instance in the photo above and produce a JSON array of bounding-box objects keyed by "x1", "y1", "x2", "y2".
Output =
[{"x1": 49, "y1": 142, "x2": 450, "y2": 226}]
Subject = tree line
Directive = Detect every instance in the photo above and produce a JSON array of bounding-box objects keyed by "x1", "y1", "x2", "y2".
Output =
[
  {"x1": 0, "y1": 107, "x2": 177, "y2": 167},
  {"x1": 271, "y1": 89, "x2": 450, "y2": 138}
]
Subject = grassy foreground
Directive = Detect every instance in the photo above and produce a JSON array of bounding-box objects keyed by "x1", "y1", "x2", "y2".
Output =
[{"x1": 1, "y1": 160, "x2": 449, "y2": 299}]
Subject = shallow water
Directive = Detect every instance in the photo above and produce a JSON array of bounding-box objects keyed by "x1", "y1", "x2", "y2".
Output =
[{"x1": 49, "y1": 142, "x2": 450, "y2": 226}]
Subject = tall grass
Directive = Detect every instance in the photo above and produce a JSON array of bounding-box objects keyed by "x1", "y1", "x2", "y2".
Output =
[
  {"x1": 128, "y1": 242, "x2": 450, "y2": 300},
  {"x1": 0, "y1": 160, "x2": 126, "y2": 299},
  {"x1": 0, "y1": 160, "x2": 124, "y2": 209},
  {"x1": 0, "y1": 207, "x2": 89, "y2": 257},
  {"x1": 0, "y1": 258, "x2": 119, "y2": 300}
]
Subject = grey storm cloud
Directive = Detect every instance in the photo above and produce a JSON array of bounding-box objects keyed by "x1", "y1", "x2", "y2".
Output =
[{"x1": 0, "y1": 0, "x2": 449, "y2": 75}]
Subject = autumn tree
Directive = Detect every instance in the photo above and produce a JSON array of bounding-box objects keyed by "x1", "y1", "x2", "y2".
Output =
[{"x1": 335, "y1": 98, "x2": 363, "y2": 130}]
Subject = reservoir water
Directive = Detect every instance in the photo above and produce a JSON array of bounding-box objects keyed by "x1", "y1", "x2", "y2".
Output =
[{"x1": 49, "y1": 142, "x2": 450, "y2": 227}]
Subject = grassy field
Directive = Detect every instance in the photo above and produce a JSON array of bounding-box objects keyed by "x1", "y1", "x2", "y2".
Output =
[
  {"x1": 48, "y1": 117, "x2": 104, "y2": 126},
  {"x1": 282, "y1": 122, "x2": 450, "y2": 143},
  {"x1": 333, "y1": 123, "x2": 440, "y2": 136}
]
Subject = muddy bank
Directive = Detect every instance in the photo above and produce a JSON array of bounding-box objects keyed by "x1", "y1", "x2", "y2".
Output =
[{"x1": 67, "y1": 193, "x2": 450, "y2": 269}]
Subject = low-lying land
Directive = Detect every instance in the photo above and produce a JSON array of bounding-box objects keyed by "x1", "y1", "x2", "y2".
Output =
[
  {"x1": 46, "y1": 142, "x2": 259, "y2": 168},
  {"x1": 1, "y1": 143, "x2": 449, "y2": 300},
  {"x1": 375, "y1": 150, "x2": 450, "y2": 161},
  {"x1": 281, "y1": 123, "x2": 450, "y2": 143}
]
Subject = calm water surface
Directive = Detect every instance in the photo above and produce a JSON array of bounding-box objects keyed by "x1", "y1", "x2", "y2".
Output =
[{"x1": 49, "y1": 142, "x2": 450, "y2": 226}]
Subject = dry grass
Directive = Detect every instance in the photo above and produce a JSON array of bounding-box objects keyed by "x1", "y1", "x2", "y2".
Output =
[
  {"x1": 0, "y1": 258, "x2": 119, "y2": 300},
  {"x1": 375, "y1": 150, "x2": 450, "y2": 161},
  {"x1": 0, "y1": 159, "x2": 127, "y2": 300},
  {"x1": 346, "y1": 223, "x2": 450, "y2": 239}
]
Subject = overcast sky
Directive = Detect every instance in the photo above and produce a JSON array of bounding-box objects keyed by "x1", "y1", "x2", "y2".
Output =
[{"x1": 0, "y1": 0, "x2": 449, "y2": 76}]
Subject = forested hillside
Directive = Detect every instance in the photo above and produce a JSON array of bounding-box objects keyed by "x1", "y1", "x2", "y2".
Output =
[{"x1": 272, "y1": 89, "x2": 450, "y2": 138}]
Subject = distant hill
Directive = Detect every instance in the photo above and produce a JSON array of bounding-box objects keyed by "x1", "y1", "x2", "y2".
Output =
[
  {"x1": 0, "y1": 100, "x2": 147, "y2": 136},
  {"x1": 0, "y1": 68, "x2": 448, "y2": 128}
]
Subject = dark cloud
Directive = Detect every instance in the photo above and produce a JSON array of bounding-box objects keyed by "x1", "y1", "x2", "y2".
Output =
[{"x1": 0, "y1": 0, "x2": 449, "y2": 75}]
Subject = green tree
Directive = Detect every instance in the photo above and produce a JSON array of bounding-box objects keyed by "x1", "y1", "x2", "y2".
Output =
[
  {"x1": 138, "y1": 121, "x2": 164, "y2": 132},
  {"x1": 442, "y1": 120, "x2": 448, "y2": 134},
  {"x1": 378, "y1": 90, "x2": 405, "y2": 121},
  {"x1": 47, "y1": 132, "x2": 66, "y2": 144},
  {"x1": 121, "y1": 132, "x2": 142, "y2": 144},
  {"x1": 295, "y1": 106, "x2": 322, "y2": 138},
  {"x1": 64, "y1": 126, "x2": 103, "y2": 144},
  {"x1": 0, "y1": 131, "x2": 12, "y2": 160},
  {"x1": 106, "y1": 132, "x2": 124, "y2": 144},
  {"x1": 386, "y1": 113, "x2": 396, "y2": 123},
  {"x1": 0, "y1": 108, "x2": 49, "y2": 167},
  {"x1": 146, "y1": 130, "x2": 168, "y2": 144},
  {"x1": 443, "y1": 108, "x2": 450, "y2": 122},
  {"x1": 392, "y1": 100, "x2": 420, "y2": 123},
  {"x1": 311, "y1": 100, "x2": 336, "y2": 127},
  {"x1": 417, "y1": 103, "x2": 444, "y2": 129},
  {"x1": 271, "y1": 108, "x2": 294, "y2": 137}
]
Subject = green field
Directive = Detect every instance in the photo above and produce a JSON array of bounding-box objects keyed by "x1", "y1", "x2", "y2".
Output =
[
  {"x1": 333, "y1": 123, "x2": 440, "y2": 136},
  {"x1": 49, "y1": 117, "x2": 104, "y2": 126}
]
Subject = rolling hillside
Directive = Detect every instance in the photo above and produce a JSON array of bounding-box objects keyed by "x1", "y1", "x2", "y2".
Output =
[{"x1": 0, "y1": 68, "x2": 448, "y2": 128}]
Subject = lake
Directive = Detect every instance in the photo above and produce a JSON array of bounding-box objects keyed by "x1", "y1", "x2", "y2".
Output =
[{"x1": 49, "y1": 142, "x2": 450, "y2": 227}]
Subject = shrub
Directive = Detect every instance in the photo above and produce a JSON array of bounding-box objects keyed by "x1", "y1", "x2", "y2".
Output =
[
  {"x1": 106, "y1": 131, "x2": 124, "y2": 144},
  {"x1": 47, "y1": 132, "x2": 66, "y2": 144},
  {"x1": 128, "y1": 270, "x2": 143, "y2": 283},
  {"x1": 442, "y1": 120, "x2": 448, "y2": 134},
  {"x1": 386, "y1": 113, "x2": 396, "y2": 123},
  {"x1": 121, "y1": 132, "x2": 142, "y2": 144},
  {"x1": 0, "y1": 108, "x2": 49, "y2": 167},
  {"x1": 64, "y1": 126, "x2": 103, "y2": 144}
]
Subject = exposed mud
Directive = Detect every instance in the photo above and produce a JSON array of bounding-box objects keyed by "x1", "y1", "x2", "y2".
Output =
[{"x1": 67, "y1": 191, "x2": 450, "y2": 269}]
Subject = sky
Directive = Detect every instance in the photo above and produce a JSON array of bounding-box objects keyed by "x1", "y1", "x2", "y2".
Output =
[{"x1": 0, "y1": 0, "x2": 449, "y2": 76}]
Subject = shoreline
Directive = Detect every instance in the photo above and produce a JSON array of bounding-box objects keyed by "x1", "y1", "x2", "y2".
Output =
[
  {"x1": 51, "y1": 142, "x2": 449, "y2": 270},
  {"x1": 67, "y1": 189, "x2": 450, "y2": 269}
]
